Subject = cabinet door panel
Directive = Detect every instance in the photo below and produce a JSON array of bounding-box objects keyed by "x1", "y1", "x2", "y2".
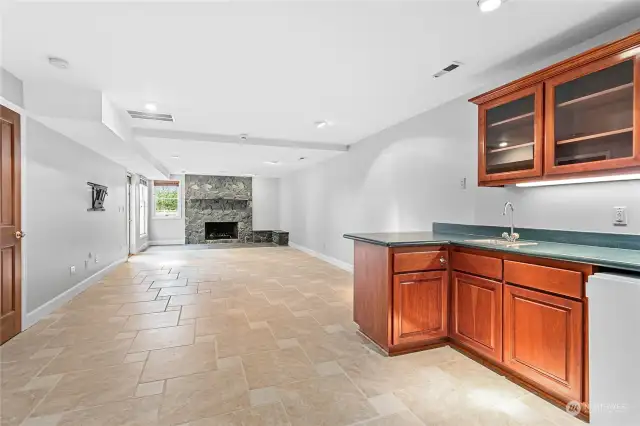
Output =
[
  {"x1": 393, "y1": 271, "x2": 448, "y2": 345},
  {"x1": 451, "y1": 272, "x2": 502, "y2": 362},
  {"x1": 545, "y1": 51, "x2": 640, "y2": 175},
  {"x1": 504, "y1": 284, "x2": 583, "y2": 402},
  {"x1": 478, "y1": 84, "x2": 544, "y2": 185}
]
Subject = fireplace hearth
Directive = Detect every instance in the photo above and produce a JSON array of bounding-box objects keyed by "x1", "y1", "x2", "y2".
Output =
[{"x1": 205, "y1": 222, "x2": 239, "y2": 240}]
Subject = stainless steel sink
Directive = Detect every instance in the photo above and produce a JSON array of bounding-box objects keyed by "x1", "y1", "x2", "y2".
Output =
[{"x1": 464, "y1": 239, "x2": 539, "y2": 248}]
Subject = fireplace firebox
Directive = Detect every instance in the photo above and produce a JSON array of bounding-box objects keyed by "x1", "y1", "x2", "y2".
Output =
[{"x1": 205, "y1": 222, "x2": 239, "y2": 240}]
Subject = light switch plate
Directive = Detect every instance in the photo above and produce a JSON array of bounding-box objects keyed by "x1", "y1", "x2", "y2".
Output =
[
  {"x1": 613, "y1": 206, "x2": 628, "y2": 226},
  {"x1": 460, "y1": 177, "x2": 467, "y2": 190}
]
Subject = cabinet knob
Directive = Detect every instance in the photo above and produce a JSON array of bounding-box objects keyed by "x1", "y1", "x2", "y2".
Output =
[{"x1": 440, "y1": 257, "x2": 447, "y2": 266}]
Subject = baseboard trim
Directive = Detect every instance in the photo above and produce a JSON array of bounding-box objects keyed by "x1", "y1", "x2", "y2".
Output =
[
  {"x1": 149, "y1": 239, "x2": 185, "y2": 246},
  {"x1": 24, "y1": 256, "x2": 128, "y2": 330},
  {"x1": 288, "y1": 242, "x2": 354, "y2": 273}
]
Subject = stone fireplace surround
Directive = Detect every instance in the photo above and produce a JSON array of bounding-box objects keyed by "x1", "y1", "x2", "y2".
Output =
[
  {"x1": 185, "y1": 175, "x2": 253, "y2": 244},
  {"x1": 185, "y1": 174, "x2": 289, "y2": 245}
]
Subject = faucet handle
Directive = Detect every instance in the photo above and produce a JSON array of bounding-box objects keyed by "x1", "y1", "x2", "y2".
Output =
[
  {"x1": 511, "y1": 232, "x2": 520, "y2": 242},
  {"x1": 502, "y1": 232, "x2": 510, "y2": 241}
]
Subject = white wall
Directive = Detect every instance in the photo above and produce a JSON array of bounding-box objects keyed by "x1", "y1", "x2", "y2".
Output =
[
  {"x1": 280, "y1": 97, "x2": 475, "y2": 265},
  {"x1": 253, "y1": 177, "x2": 281, "y2": 230},
  {"x1": 24, "y1": 118, "x2": 128, "y2": 313},
  {"x1": 279, "y1": 17, "x2": 640, "y2": 267},
  {"x1": 149, "y1": 174, "x2": 186, "y2": 245}
]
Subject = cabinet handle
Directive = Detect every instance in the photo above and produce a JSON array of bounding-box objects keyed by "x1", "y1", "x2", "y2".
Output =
[{"x1": 440, "y1": 257, "x2": 447, "y2": 266}]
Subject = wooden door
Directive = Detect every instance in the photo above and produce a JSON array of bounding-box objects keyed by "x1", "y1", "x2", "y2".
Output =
[
  {"x1": 545, "y1": 50, "x2": 640, "y2": 175},
  {"x1": 503, "y1": 284, "x2": 583, "y2": 402},
  {"x1": 0, "y1": 106, "x2": 22, "y2": 344},
  {"x1": 393, "y1": 271, "x2": 448, "y2": 345},
  {"x1": 478, "y1": 83, "x2": 544, "y2": 185},
  {"x1": 451, "y1": 272, "x2": 502, "y2": 362}
]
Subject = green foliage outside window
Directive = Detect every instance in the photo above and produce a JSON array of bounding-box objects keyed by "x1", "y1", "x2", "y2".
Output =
[{"x1": 155, "y1": 187, "x2": 179, "y2": 214}]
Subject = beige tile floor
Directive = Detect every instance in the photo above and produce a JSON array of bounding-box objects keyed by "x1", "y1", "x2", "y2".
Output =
[{"x1": 0, "y1": 246, "x2": 585, "y2": 426}]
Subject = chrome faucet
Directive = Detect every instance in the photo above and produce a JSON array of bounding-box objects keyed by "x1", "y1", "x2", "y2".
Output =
[{"x1": 502, "y1": 201, "x2": 519, "y2": 242}]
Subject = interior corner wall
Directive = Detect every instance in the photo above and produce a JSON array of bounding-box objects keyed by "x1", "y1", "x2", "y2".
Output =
[
  {"x1": 24, "y1": 118, "x2": 128, "y2": 314},
  {"x1": 252, "y1": 177, "x2": 280, "y2": 231},
  {"x1": 149, "y1": 174, "x2": 186, "y2": 245},
  {"x1": 279, "y1": 97, "x2": 477, "y2": 266},
  {"x1": 279, "y1": 17, "x2": 640, "y2": 267}
]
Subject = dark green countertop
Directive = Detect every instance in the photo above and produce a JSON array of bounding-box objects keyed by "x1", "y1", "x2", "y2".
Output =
[{"x1": 343, "y1": 228, "x2": 640, "y2": 274}]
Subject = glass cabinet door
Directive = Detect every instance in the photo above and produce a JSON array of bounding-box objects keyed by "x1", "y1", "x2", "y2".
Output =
[
  {"x1": 479, "y1": 84, "x2": 543, "y2": 184},
  {"x1": 545, "y1": 55, "x2": 640, "y2": 175}
]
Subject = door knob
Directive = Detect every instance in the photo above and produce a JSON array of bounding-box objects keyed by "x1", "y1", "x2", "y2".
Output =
[
  {"x1": 440, "y1": 257, "x2": 447, "y2": 266},
  {"x1": 15, "y1": 231, "x2": 26, "y2": 239}
]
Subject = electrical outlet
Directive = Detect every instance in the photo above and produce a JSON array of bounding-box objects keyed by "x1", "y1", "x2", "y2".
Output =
[
  {"x1": 95, "y1": 254, "x2": 99, "y2": 263},
  {"x1": 70, "y1": 266, "x2": 76, "y2": 275},
  {"x1": 85, "y1": 260, "x2": 89, "y2": 269},
  {"x1": 614, "y1": 206, "x2": 628, "y2": 226},
  {"x1": 460, "y1": 177, "x2": 467, "y2": 190}
]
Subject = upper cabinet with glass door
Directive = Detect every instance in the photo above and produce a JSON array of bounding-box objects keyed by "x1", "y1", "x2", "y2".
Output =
[
  {"x1": 478, "y1": 84, "x2": 543, "y2": 184},
  {"x1": 545, "y1": 54, "x2": 640, "y2": 175},
  {"x1": 471, "y1": 31, "x2": 640, "y2": 187}
]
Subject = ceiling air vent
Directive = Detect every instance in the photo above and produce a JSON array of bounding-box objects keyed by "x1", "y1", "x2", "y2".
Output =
[
  {"x1": 127, "y1": 110, "x2": 175, "y2": 122},
  {"x1": 433, "y1": 61, "x2": 462, "y2": 78}
]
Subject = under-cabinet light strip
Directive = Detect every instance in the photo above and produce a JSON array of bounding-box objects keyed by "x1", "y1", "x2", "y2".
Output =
[{"x1": 515, "y1": 173, "x2": 640, "y2": 187}]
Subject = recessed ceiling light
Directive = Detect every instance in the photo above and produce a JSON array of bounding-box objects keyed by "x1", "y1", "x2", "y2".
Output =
[
  {"x1": 478, "y1": 0, "x2": 503, "y2": 13},
  {"x1": 48, "y1": 56, "x2": 69, "y2": 69},
  {"x1": 170, "y1": 155, "x2": 180, "y2": 159},
  {"x1": 299, "y1": 157, "x2": 307, "y2": 161},
  {"x1": 264, "y1": 161, "x2": 280, "y2": 165},
  {"x1": 242, "y1": 173, "x2": 256, "y2": 177},
  {"x1": 499, "y1": 142, "x2": 508, "y2": 148},
  {"x1": 144, "y1": 103, "x2": 158, "y2": 112},
  {"x1": 315, "y1": 120, "x2": 331, "y2": 129}
]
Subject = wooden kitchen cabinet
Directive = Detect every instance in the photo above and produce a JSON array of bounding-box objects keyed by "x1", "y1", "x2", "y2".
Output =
[
  {"x1": 545, "y1": 52, "x2": 640, "y2": 175},
  {"x1": 451, "y1": 271, "x2": 502, "y2": 362},
  {"x1": 503, "y1": 284, "x2": 584, "y2": 402},
  {"x1": 471, "y1": 30, "x2": 640, "y2": 186},
  {"x1": 478, "y1": 84, "x2": 544, "y2": 184},
  {"x1": 393, "y1": 271, "x2": 448, "y2": 345}
]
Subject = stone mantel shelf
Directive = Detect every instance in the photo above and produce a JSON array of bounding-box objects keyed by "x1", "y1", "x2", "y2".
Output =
[{"x1": 189, "y1": 197, "x2": 250, "y2": 201}]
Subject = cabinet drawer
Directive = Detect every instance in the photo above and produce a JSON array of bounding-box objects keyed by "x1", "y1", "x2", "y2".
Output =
[
  {"x1": 451, "y1": 251, "x2": 502, "y2": 280},
  {"x1": 394, "y1": 251, "x2": 447, "y2": 273},
  {"x1": 504, "y1": 260, "x2": 583, "y2": 299}
]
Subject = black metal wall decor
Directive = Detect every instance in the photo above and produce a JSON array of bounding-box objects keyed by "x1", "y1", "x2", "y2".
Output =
[{"x1": 87, "y1": 182, "x2": 108, "y2": 211}]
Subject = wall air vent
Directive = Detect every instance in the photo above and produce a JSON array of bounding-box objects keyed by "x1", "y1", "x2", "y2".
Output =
[
  {"x1": 433, "y1": 61, "x2": 462, "y2": 78},
  {"x1": 127, "y1": 110, "x2": 175, "y2": 122}
]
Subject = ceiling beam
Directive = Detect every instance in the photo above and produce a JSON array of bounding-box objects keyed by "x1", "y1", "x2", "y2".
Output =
[{"x1": 133, "y1": 128, "x2": 349, "y2": 152}]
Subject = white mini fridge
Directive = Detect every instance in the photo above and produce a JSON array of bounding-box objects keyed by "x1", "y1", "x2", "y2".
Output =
[{"x1": 587, "y1": 273, "x2": 640, "y2": 426}]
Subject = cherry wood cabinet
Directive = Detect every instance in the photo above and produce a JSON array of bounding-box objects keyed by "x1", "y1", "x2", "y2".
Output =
[
  {"x1": 471, "y1": 30, "x2": 640, "y2": 186},
  {"x1": 393, "y1": 271, "x2": 448, "y2": 345},
  {"x1": 503, "y1": 284, "x2": 584, "y2": 402},
  {"x1": 451, "y1": 271, "x2": 502, "y2": 362},
  {"x1": 478, "y1": 84, "x2": 544, "y2": 185},
  {"x1": 351, "y1": 241, "x2": 592, "y2": 417},
  {"x1": 545, "y1": 52, "x2": 640, "y2": 175}
]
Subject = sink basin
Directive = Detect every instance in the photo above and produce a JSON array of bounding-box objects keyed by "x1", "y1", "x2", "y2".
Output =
[{"x1": 464, "y1": 239, "x2": 539, "y2": 248}]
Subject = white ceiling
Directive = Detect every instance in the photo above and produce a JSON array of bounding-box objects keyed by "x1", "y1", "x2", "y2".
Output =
[{"x1": 1, "y1": 0, "x2": 637, "y2": 177}]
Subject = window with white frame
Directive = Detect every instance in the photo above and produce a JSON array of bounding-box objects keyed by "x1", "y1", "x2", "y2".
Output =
[
  {"x1": 153, "y1": 180, "x2": 181, "y2": 218},
  {"x1": 139, "y1": 179, "x2": 148, "y2": 236}
]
